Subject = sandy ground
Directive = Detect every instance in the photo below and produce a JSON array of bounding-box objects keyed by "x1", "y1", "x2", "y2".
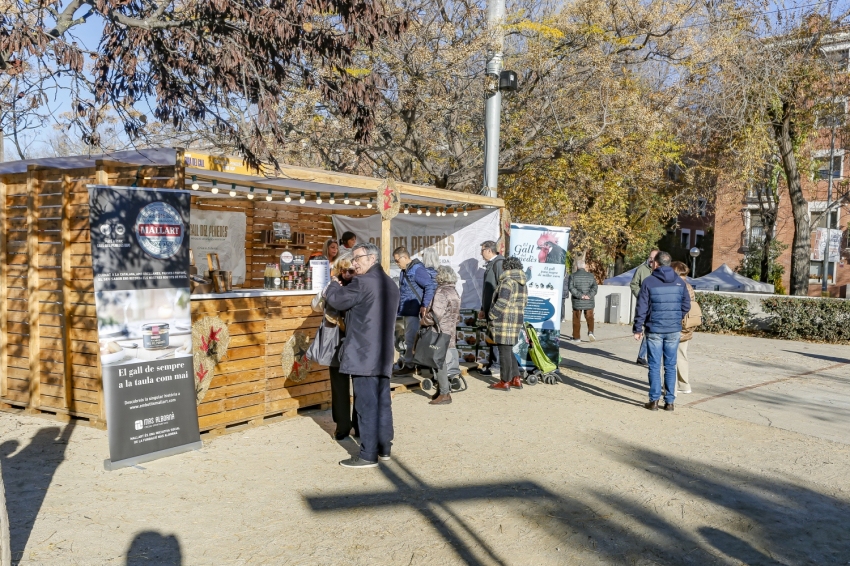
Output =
[{"x1": 2, "y1": 325, "x2": 850, "y2": 565}]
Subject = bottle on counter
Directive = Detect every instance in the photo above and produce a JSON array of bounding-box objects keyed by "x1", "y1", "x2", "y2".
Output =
[
  {"x1": 263, "y1": 263, "x2": 273, "y2": 290},
  {"x1": 272, "y1": 264, "x2": 282, "y2": 289}
]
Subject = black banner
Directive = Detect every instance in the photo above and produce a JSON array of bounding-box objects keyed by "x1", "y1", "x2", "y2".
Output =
[{"x1": 89, "y1": 186, "x2": 201, "y2": 470}]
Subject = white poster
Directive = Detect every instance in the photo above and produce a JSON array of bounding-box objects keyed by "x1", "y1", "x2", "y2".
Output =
[
  {"x1": 509, "y1": 223, "x2": 571, "y2": 368},
  {"x1": 190, "y1": 210, "x2": 247, "y2": 284},
  {"x1": 332, "y1": 210, "x2": 500, "y2": 308},
  {"x1": 812, "y1": 228, "x2": 842, "y2": 262}
]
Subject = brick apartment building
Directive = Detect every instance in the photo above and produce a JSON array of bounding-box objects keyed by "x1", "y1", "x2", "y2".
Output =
[{"x1": 675, "y1": 40, "x2": 850, "y2": 297}]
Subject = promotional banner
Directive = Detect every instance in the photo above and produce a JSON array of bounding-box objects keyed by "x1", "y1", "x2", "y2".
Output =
[
  {"x1": 812, "y1": 228, "x2": 842, "y2": 262},
  {"x1": 89, "y1": 186, "x2": 202, "y2": 470},
  {"x1": 189, "y1": 209, "x2": 247, "y2": 283},
  {"x1": 509, "y1": 224, "x2": 570, "y2": 368},
  {"x1": 332, "y1": 210, "x2": 500, "y2": 308}
]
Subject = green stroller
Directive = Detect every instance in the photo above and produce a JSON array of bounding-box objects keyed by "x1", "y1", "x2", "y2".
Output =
[{"x1": 522, "y1": 323, "x2": 561, "y2": 385}]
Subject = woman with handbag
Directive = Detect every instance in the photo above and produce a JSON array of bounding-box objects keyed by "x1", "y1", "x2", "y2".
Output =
[
  {"x1": 487, "y1": 256, "x2": 528, "y2": 391},
  {"x1": 420, "y1": 266, "x2": 462, "y2": 405},
  {"x1": 671, "y1": 261, "x2": 701, "y2": 394},
  {"x1": 310, "y1": 253, "x2": 358, "y2": 440}
]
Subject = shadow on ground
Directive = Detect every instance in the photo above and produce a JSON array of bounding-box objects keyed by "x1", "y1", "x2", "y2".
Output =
[
  {"x1": 125, "y1": 531, "x2": 182, "y2": 565},
  {"x1": 304, "y1": 449, "x2": 850, "y2": 565},
  {"x1": 1, "y1": 423, "x2": 74, "y2": 565}
]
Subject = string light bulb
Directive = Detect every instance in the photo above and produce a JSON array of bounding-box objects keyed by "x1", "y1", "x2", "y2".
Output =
[
  {"x1": 247, "y1": 187, "x2": 255, "y2": 200},
  {"x1": 343, "y1": 193, "x2": 350, "y2": 205},
  {"x1": 404, "y1": 205, "x2": 410, "y2": 214},
  {"x1": 329, "y1": 193, "x2": 335, "y2": 205},
  {"x1": 315, "y1": 193, "x2": 322, "y2": 204},
  {"x1": 367, "y1": 198, "x2": 373, "y2": 209},
  {"x1": 229, "y1": 183, "x2": 237, "y2": 197},
  {"x1": 354, "y1": 197, "x2": 361, "y2": 206},
  {"x1": 425, "y1": 208, "x2": 431, "y2": 217},
  {"x1": 191, "y1": 175, "x2": 199, "y2": 190},
  {"x1": 266, "y1": 189, "x2": 273, "y2": 201},
  {"x1": 416, "y1": 206, "x2": 422, "y2": 215},
  {"x1": 284, "y1": 190, "x2": 291, "y2": 203},
  {"x1": 211, "y1": 180, "x2": 218, "y2": 194},
  {"x1": 452, "y1": 207, "x2": 458, "y2": 217},
  {"x1": 299, "y1": 192, "x2": 305, "y2": 204},
  {"x1": 463, "y1": 206, "x2": 468, "y2": 216}
]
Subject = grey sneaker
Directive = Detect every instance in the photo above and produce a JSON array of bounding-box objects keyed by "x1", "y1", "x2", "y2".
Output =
[
  {"x1": 588, "y1": 333, "x2": 596, "y2": 342},
  {"x1": 339, "y1": 457, "x2": 378, "y2": 468}
]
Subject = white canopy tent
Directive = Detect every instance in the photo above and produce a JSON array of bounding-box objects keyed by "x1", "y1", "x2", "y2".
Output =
[
  {"x1": 691, "y1": 264, "x2": 774, "y2": 293},
  {"x1": 603, "y1": 267, "x2": 637, "y2": 286}
]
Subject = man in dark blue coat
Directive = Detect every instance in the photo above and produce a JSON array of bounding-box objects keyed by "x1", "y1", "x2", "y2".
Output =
[
  {"x1": 632, "y1": 251, "x2": 691, "y2": 412},
  {"x1": 392, "y1": 246, "x2": 436, "y2": 374},
  {"x1": 325, "y1": 243, "x2": 400, "y2": 468}
]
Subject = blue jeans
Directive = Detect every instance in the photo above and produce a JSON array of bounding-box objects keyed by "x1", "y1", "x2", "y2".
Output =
[{"x1": 646, "y1": 332, "x2": 680, "y2": 404}]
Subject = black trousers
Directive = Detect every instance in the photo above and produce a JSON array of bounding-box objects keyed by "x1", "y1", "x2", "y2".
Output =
[
  {"x1": 497, "y1": 344, "x2": 519, "y2": 382},
  {"x1": 329, "y1": 366, "x2": 358, "y2": 436},
  {"x1": 352, "y1": 375, "x2": 394, "y2": 462}
]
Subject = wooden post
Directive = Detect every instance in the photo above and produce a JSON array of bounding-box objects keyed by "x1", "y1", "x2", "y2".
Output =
[
  {"x1": 381, "y1": 215, "x2": 391, "y2": 274},
  {"x1": 93, "y1": 164, "x2": 107, "y2": 424},
  {"x1": 0, "y1": 178, "x2": 6, "y2": 400},
  {"x1": 25, "y1": 166, "x2": 40, "y2": 413},
  {"x1": 60, "y1": 173, "x2": 75, "y2": 413},
  {"x1": 175, "y1": 147, "x2": 186, "y2": 189}
]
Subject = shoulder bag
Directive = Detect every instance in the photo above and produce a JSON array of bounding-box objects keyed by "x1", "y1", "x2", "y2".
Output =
[
  {"x1": 412, "y1": 309, "x2": 450, "y2": 369},
  {"x1": 306, "y1": 318, "x2": 342, "y2": 367}
]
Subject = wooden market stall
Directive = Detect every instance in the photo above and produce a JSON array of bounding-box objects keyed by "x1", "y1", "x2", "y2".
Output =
[{"x1": 0, "y1": 148, "x2": 505, "y2": 435}]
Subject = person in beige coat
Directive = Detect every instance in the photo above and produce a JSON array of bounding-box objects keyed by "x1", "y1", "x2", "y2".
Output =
[{"x1": 671, "y1": 262, "x2": 696, "y2": 394}]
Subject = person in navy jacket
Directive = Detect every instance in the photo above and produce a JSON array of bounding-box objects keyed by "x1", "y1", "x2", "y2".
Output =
[
  {"x1": 632, "y1": 251, "x2": 691, "y2": 412},
  {"x1": 392, "y1": 246, "x2": 437, "y2": 374}
]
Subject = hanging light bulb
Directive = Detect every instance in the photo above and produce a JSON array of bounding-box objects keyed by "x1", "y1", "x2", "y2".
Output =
[
  {"x1": 247, "y1": 187, "x2": 255, "y2": 200},
  {"x1": 229, "y1": 183, "x2": 237, "y2": 197},
  {"x1": 416, "y1": 206, "x2": 422, "y2": 215},
  {"x1": 425, "y1": 208, "x2": 431, "y2": 217},
  {"x1": 463, "y1": 206, "x2": 468, "y2": 216},
  {"x1": 329, "y1": 193, "x2": 336, "y2": 205},
  {"x1": 211, "y1": 180, "x2": 219, "y2": 194},
  {"x1": 343, "y1": 193, "x2": 350, "y2": 205},
  {"x1": 191, "y1": 175, "x2": 199, "y2": 190},
  {"x1": 315, "y1": 193, "x2": 322, "y2": 204},
  {"x1": 404, "y1": 205, "x2": 410, "y2": 214},
  {"x1": 266, "y1": 189, "x2": 273, "y2": 201},
  {"x1": 284, "y1": 190, "x2": 291, "y2": 203},
  {"x1": 367, "y1": 197, "x2": 373, "y2": 209},
  {"x1": 354, "y1": 197, "x2": 361, "y2": 206},
  {"x1": 452, "y1": 207, "x2": 458, "y2": 217},
  {"x1": 438, "y1": 208, "x2": 444, "y2": 217},
  {"x1": 299, "y1": 192, "x2": 306, "y2": 204}
]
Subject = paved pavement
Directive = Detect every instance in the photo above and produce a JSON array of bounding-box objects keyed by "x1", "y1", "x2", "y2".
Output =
[{"x1": 560, "y1": 321, "x2": 850, "y2": 445}]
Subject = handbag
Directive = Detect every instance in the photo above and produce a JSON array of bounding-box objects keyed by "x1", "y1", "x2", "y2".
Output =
[
  {"x1": 306, "y1": 319, "x2": 342, "y2": 367},
  {"x1": 412, "y1": 314, "x2": 450, "y2": 369}
]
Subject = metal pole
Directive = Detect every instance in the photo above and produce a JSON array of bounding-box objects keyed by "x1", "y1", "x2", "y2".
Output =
[
  {"x1": 483, "y1": 0, "x2": 505, "y2": 199},
  {"x1": 691, "y1": 256, "x2": 697, "y2": 279},
  {"x1": 822, "y1": 105, "x2": 836, "y2": 295}
]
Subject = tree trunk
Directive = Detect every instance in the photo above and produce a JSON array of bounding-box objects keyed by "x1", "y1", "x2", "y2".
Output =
[
  {"x1": 0, "y1": 126, "x2": 4, "y2": 163},
  {"x1": 772, "y1": 106, "x2": 810, "y2": 295}
]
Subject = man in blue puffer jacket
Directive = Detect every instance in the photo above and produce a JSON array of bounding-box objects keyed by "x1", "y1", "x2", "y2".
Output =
[
  {"x1": 632, "y1": 251, "x2": 691, "y2": 412},
  {"x1": 392, "y1": 246, "x2": 437, "y2": 374}
]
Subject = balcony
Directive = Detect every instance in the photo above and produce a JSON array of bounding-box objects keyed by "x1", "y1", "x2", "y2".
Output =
[{"x1": 741, "y1": 226, "x2": 765, "y2": 251}]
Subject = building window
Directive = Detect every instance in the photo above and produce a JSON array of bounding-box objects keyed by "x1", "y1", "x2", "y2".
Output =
[
  {"x1": 743, "y1": 211, "x2": 765, "y2": 250},
  {"x1": 680, "y1": 229, "x2": 690, "y2": 249},
  {"x1": 696, "y1": 198, "x2": 707, "y2": 217},
  {"x1": 695, "y1": 230, "x2": 705, "y2": 248},
  {"x1": 825, "y1": 48, "x2": 849, "y2": 72},
  {"x1": 815, "y1": 155, "x2": 842, "y2": 180},
  {"x1": 818, "y1": 100, "x2": 846, "y2": 129},
  {"x1": 809, "y1": 202, "x2": 841, "y2": 284}
]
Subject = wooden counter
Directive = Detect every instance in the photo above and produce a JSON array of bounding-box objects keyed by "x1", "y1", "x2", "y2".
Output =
[{"x1": 191, "y1": 291, "x2": 330, "y2": 434}]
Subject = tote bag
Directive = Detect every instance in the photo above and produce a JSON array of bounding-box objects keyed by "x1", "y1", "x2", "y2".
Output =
[
  {"x1": 412, "y1": 323, "x2": 450, "y2": 369},
  {"x1": 306, "y1": 319, "x2": 342, "y2": 367}
]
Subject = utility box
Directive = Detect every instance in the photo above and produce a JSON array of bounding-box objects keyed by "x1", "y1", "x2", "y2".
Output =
[{"x1": 605, "y1": 293, "x2": 620, "y2": 324}]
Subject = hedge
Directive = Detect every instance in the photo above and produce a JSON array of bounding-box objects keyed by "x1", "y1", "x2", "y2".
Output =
[
  {"x1": 761, "y1": 297, "x2": 850, "y2": 342},
  {"x1": 693, "y1": 293, "x2": 752, "y2": 333}
]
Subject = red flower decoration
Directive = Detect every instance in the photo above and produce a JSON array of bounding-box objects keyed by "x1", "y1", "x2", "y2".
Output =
[
  {"x1": 200, "y1": 335, "x2": 210, "y2": 353},
  {"x1": 196, "y1": 365, "x2": 209, "y2": 382},
  {"x1": 208, "y1": 326, "x2": 222, "y2": 343}
]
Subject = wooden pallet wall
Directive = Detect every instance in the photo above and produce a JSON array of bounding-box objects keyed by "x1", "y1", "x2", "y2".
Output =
[{"x1": 0, "y1": 162, "x2": 178, "y2": 424}]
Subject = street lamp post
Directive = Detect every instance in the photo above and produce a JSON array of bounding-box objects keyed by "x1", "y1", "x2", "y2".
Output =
[{"x1": 689, "y1": 247, "x2": 701, "y2": 279}]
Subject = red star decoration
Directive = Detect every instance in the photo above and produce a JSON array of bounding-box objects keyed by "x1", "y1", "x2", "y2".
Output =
[
  {"x1": 208, "y1": 326, "x2": 222, "y2": 343},
  {"x1": 196, "y1": 365, "x2": 209, "y2": 382},
  {"x1": 382, "y1": 186, "x2": 393, "y2": 210}
]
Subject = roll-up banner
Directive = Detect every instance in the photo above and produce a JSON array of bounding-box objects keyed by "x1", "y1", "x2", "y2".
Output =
[
  {"x1": 89, "y1": 186, "x2": 201, "y2": 471},
  {"x1": 509, "y1": 224, "x2": 570, "y2": 369}
]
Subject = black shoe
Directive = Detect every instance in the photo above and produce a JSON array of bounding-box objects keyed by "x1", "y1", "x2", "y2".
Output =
[
  {"x1": 378, "y1": 454, "x2": 391, "y2": 461},
  {"x1": 636, "y1": 358, "x2": 648, "y2": 367},
  {"x1": 663, "y1": 403, "x2": 674, "y2": 412},
  {"x1": 334, "y1": 431, "x2": 350, "y2": 441},
  {"x1": 644, "y1": 400, "x2": 659, "y2": 411},
  {"x1": 339, "y1": 457, "x2": 378, "y2": 468},
  {"x1": 479, "y1": 368, "x2": 493, "y2": 376}
]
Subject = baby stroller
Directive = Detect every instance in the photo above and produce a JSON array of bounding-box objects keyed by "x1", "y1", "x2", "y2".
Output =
[{"x1": 521, "y1": 323, "x2": 561, "y2": 385}]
